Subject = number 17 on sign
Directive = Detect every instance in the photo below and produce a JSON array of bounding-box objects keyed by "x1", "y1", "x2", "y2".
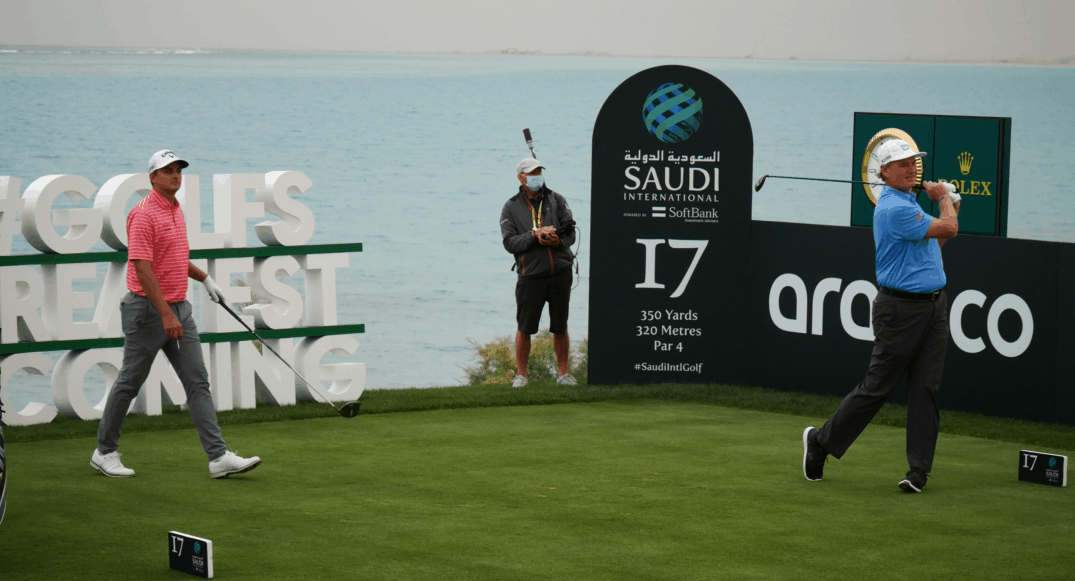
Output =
[
  {"x1": 636, "y1": 239, "x2": 708, "y2": 298},
  {"x1": 169, "y1": 531, "x2": 214, "y2": 578}
]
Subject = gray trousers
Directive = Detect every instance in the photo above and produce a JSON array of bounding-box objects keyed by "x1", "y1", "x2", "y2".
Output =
[
  {"x1": 97, "y1": 293, "x2": 227, "y2": 461},
  {"x1": 818, "y1": 290, "x2": 949, "y2": 473}
]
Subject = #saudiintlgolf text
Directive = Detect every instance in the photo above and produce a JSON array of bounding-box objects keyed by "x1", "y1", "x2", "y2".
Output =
[{"x1": 636, "y1": 362, "x2": 705, "y2": 373}]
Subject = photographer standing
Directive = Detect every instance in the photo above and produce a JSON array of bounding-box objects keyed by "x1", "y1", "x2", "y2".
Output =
[{"x1": 500, "y1": 158, "x2": 577, "y2": 388}]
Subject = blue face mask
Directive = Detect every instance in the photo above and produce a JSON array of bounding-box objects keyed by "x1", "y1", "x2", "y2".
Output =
[{"x1": 525, "y1": 174, "x2": 545, "y2": 191}]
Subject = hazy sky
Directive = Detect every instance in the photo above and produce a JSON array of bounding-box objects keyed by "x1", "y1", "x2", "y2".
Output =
[{"x1": 3, "y1": 0, "x2": 1073, "y2": 62}]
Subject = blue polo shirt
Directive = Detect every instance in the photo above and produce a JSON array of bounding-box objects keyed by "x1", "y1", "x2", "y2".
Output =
[{"x1": 874, "y1": 186, "x2": 945, "y2": 293}]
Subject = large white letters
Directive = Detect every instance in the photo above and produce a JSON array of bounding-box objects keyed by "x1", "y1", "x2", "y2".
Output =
[
  {"x1": 951, "y1": 291, "x2": 1033, "y2": 358},
  {"x1": 0, "y1": 353, "x2": 58, "y2": 426},
  {"x1": 256, "y1": 171, "x2": 316, "y2": 246},
  {"x1": 213, "y1": 174, "x2": 265, "y2": 248},
  {"x1": 41, "y1": 263, "x2": 100, "y2": 340},
  {"x1": 300, "y1": 253, "x2": 348, "y2": 325},
  {"x1": 635, "y1": 239, "x2": 708, "y2": 298},
  {"x1": 839, "y1": 280, "x2": 877, "y2": 341},
  {"x1": 96, "y1": 174, "x2": 151, "y2": 250},
  {"x1": 295, "y1": 336, "x2": 365, "y2": 403},
  {"x1": 177, "y1": 175, "x2": 228, "y2": 250},
  {"x1": 0, "y1": 177, "x2": 25, "y2": 255},
  {"x1": 769, "y1": 274, "x2": 1034, "y2": 355},
  {"x1": 0, "y1": 265, "x2": 53, "y2": 342},
  {"x1": 950, "y1": 290, "x2": 987, "y2": 353},
  {"x1": 769, "y1": 273, "x2": 808, "y2": 334},
  {"x1": 21, "y1": 175, "x2": 103, "y2": 254},
  {"x1": 0, "y1": 171, "x2": 360, "y2": 425},
  {"x1": 244, "y1": 255, "x2": 304, "y2": 329},
  {"x1": 52, "y1": 348, "x2": 123, "y2": 420}
]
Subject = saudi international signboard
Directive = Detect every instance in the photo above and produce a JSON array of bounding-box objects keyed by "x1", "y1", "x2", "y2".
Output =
[{"x1": 588, "y1": 66, "x2": 753, "y2": 385}]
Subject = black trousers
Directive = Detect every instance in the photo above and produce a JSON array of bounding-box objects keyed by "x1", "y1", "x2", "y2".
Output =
[{"x1": 818, "y1": 290, "x2": 949, "y2": 473}]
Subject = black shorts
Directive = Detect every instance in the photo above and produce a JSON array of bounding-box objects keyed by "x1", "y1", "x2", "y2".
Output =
[{"x1": 515, "y1": 270, "x2": 572, "y2": 335}]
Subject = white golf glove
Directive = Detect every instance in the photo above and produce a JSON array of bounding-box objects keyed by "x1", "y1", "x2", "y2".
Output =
[
  {"x1": 941, "y1": 183, "x2": 962, "y2": 204},
  {"x1": 201, "y1": 275, "x2": 226, "y2": 304}
]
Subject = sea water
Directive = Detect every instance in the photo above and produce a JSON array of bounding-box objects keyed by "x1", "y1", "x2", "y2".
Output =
[{"x1": 1, "y1": 47, "x2": 1073, "y2": 409}]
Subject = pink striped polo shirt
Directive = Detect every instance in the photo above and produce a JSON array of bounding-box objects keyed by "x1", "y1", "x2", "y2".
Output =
[{"x1": 126, "y1": 189, "x2": 190, "y2": 303}]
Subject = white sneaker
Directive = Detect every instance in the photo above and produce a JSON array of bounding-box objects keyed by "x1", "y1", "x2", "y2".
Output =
[
  {"x1": 209, "y1": 451, "x2": 262, "y2": 479},
  {"x1": 511, "y1": 375, "x2": 528, "y2": 388},
  {"x1": 91, "y1": 449, "x2": 135, "y2": 478},
  {"x1": 556, "y1": 373, "x2": 578, "y2": 386}
]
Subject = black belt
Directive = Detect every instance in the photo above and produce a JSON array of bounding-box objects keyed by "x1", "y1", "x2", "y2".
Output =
[{"x1": 879, "y1": 286, "x2": 942, "y2": 301}]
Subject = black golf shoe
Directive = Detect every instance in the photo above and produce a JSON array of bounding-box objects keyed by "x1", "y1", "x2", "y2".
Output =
[
  {"x1": 802, "y1": 426, "x2": 827, "y2": 481},
  {"x1": 899, "y1": 468, "x2": 928, "y2": 493}
]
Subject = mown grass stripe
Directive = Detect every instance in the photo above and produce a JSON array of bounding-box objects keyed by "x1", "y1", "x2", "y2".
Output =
[{"x1": 7, "y1": 381, "x2": 1074, "y2": 450}]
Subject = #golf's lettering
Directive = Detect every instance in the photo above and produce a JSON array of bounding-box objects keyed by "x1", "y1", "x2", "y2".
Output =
[
  {"x1": 0, "y1": 171, "x2": 366, "y2": 426},
  {"x1": 1, "y1": 171, "x2": 315, "y2": 255}
]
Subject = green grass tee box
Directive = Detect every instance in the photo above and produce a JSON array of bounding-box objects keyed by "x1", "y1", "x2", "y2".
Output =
[{"x1": 1, "y1": 400, "x2": 1072, "y2": 581}]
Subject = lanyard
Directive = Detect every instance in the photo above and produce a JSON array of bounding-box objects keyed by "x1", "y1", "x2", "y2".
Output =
[{"x1": 525, "y1": 196, "x2": 543, "y2": 231}]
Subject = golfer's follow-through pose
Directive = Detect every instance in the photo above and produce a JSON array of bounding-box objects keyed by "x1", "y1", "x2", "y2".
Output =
[
  {"x1": 91, "y1": 150, "x2": 261, "y2": 479},
  {"x1": 803, "y1": 138, "x2": 960, "y2": 493},
  {"x1": 500, "y1": 158, "x2": 577, "y2": 388}
]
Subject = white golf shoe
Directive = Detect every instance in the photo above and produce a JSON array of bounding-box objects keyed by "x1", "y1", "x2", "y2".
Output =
[
  {"x1": 511, "y1": 375, "x2": 528, "y2": 388},
  {"x1": 556, "y1": 373, "x2": 578, "y2": 386},
  {"x1": 209, "y1": 451, "x2": 262, "y2": 479},
  {"x1": 91, "y1": 449, "x2": 135, "y2": 478}
]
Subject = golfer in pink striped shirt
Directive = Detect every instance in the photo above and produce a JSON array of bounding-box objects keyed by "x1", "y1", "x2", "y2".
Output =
[{"x1": 92, "y1": 150, "x2": 262, "y2": 479}]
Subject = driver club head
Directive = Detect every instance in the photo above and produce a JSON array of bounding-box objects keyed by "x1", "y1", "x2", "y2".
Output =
[
  {"x1": 338, "y1": 402, "x2": 361, "y2": 418},
  {"x1": 754, "y1": 175, "x2": 768, "y2": 192}
]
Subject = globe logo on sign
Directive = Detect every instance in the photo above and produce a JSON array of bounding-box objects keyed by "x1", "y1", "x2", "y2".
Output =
[
  {"x1": 643, "y1": 83, "x2": 703, "y2": 143},
  {"x1": 194, "y1": 542, "x2": 202, "y2": 555},
  {"x1": 1049, "y1": 457, "x2": 1057, "y2": 469}
]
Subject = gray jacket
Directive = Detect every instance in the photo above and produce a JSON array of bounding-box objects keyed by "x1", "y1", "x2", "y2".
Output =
[{"x1": 500, "y1": 186, "x2": 575, "y2": 279}]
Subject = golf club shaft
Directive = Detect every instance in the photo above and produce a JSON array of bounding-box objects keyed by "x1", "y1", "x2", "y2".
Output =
[
  {"x1": 216, "y1": 301, "x2": 339, "y2": 409},
  {"x1": 765, "y1": 175, "x2": 881, "y2": 187}
]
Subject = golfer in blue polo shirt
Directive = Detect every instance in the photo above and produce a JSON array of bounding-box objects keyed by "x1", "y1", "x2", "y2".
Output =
[{"x1": 802, "y1": 138, "x2": 961, "y2": 493}]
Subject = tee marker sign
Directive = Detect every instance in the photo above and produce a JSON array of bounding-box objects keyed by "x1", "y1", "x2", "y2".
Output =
[
  {"x1": 169, "y1": 531, "x2": 214, "y2": 578},
  {"x1": 1018, "y1": 450, "x2": 1067, "y2": 488}
]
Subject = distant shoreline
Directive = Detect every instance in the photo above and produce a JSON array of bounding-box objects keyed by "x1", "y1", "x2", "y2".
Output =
[{"x1": 2, "y1": 44, "x2": 1073, "y2": 68}]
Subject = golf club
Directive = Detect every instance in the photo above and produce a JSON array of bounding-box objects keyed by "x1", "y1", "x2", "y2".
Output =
[
  {"x1": 523, "y1": 128, "x2": 536, "y2": 159},
  {"x1": 0, "y1": 402, "x2": 6, "y2": 528},
  {"x1": 216, "y1": 301, "x2": 361, "y2": 418},
  {"x1": 754, "y1": 174, "x2": 961, "y2": 194},
  {"x1": 754, "y1": 174, "x2": 882, "y2": 192}
]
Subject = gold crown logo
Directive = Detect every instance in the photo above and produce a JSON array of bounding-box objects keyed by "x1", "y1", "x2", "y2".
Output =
[{"x1": 958, "y1": 151, "x2": 973, "y2": 175}]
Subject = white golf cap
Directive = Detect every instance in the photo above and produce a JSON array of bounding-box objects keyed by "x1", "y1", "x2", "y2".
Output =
[
  {"x1": 876, "y1": 138, "x2": 926, "y2": 166},
  {"x1": 148, "y1": 149, "x2": 189, "y2": 173},
  {"x1": 516, "y1": 158, "x2": 544, "y2": 174}
]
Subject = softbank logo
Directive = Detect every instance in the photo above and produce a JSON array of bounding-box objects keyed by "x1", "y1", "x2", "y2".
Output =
[{"x1": 768, "y1": 274, "x2": 1034, "y2": 358}]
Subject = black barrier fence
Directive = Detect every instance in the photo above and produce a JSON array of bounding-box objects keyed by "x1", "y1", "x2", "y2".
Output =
[{"x1": 750, "y1": 221, "x2": 1072, "y2": 425}]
